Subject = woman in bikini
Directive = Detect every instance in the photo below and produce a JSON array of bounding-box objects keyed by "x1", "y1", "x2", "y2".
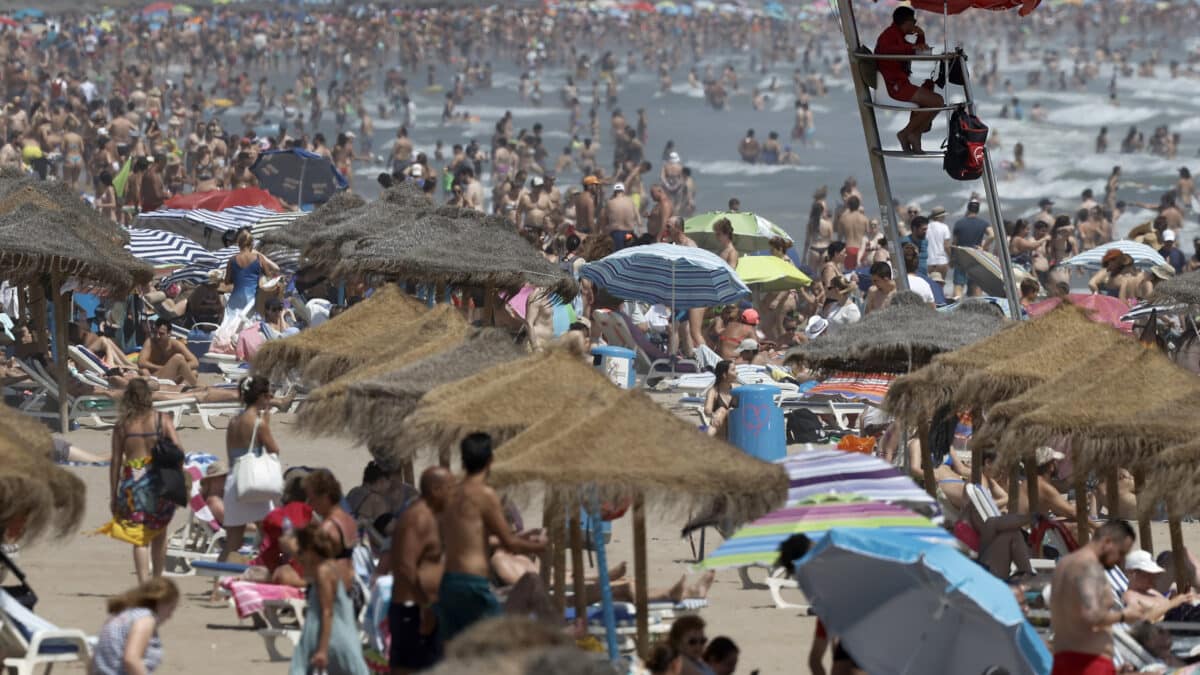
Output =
[
  {"x1": 191, "y1": 145, "x2": 220, "y2": 192},
  {"x1": 704, "y1": 360, "x2": 738, "y2": 438}
]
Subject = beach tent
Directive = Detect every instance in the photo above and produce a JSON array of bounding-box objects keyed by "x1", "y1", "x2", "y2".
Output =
[{"x1": 253, "y1": 285, "x2": 429, "y2": 381}]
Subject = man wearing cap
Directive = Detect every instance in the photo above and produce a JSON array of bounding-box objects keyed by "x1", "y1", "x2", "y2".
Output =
[
  {"x1": 1035, "y1": 198, "x2": 1056, "y2": 228},
  {"x1": 1122, "y1": 550, "x2": 1200, "y2": 623},
  {"x1": 951, "y1": 201, "x2": 995, "y2": 297},
  {"x1": 803, "y1": 315, "x2": 829, "y2": 342},
  {"x1": 575, "y1": 175, "x2": 602, "y2": 233},
  {"x1": 1159, "y1": 228, "x2": 1186, "y2": 274},
  {"x1": 518, "y1": 176, "x2": 553, "y2": 234},
  {"x1": 600, "y1": 181, "x2": 641, "y2": 251},
  {"x1": 1017, "y1": 447, "x2": 1093, "y2": 536},
  {"x1": 735, "y1": 338, "x2": 763, "y2": 365},
  {"x1": 925, "y1": 206, "x2": 952, "y2": 280},
  {"x1": 717, "y1": 309, "x2": 759, "y2": 360},
  {"x1": 1050, "y1": 520, "x2": 1144, "y2": 675}
]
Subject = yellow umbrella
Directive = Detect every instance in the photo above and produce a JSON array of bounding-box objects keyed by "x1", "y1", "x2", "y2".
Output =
[{"x1": 736, "y1": 255, "x2": 811, "y2": 292}]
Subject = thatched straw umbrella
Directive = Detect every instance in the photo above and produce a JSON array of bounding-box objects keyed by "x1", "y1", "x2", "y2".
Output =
[
  {"x1": 252, "y1": 285, "x2": 428, "y2": 381},
  {"x1": 883, "y1": 306, "x2": 1114, "y2": 427},
  {"x1": 1146, "y1": 269, "x2": 1200, "y2": 307},
  {"x1": 787, "y1": 293, "x2": 1005, "y2": 373},
  {"x1": 0, "y1": 405, "x2": 86, "y2": 545},
  {"x1": 293, "y1": 305, "x2": 473, "y2": 444},
  {"x1": 258, "y1": 191, "x2": 367, "y2": 251},
  {"x1": 0, "y1": 171, "x2": 130, "y2": 246},
  {"x1": 300, "y1": 303, "x2": 470, "y2": 386},
  {"x1": 298, "y1": 329, "x2": 527, "y2": 468},
  {"x1": 400, "y1": 349, "x2": 625, "y2": 456},
  {"x1": 299, "y1": 184, "x2": 576, "y2": 299},
  {"x1": 488, "y1": 388, "x2": 789, "y2": 656}
]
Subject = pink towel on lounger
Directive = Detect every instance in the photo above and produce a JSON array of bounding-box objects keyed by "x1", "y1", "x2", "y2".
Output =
[{"x1": 220, "y1": 578, "x2": 305, "y2": 618}]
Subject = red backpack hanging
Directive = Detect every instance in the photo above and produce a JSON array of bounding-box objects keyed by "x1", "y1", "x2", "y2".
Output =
[{"x1": 944, "y1": 105, "x2": 989, "y2": 181}]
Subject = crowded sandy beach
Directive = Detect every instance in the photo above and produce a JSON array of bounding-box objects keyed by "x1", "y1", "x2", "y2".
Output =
[{"x1": 7, "y1": 1, "x2": 1200, "y2": 674}]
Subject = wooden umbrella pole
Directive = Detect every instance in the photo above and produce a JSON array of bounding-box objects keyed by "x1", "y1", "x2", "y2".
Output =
[
  {"x1": 1168, "y1": 506, "x2": 1189, "y2": 594},
  {"x1": 553, "y1": 510, "x2": 568, "y2": 612},
  {"x1": 917, "y1": 421, "x2": 936, "y2": 499},
  {"x1": 50, "y1": 273, "x2": 70, "y2": 432},
  {"x1": 632, "y1": 492, "x2": 649, "y2": 659},
  {"x1": 969, "y1": 409, "x2": 982, "y2": 485},
  {"x1": 1133, "y1": 468, "x2": 1153, "y2": 554},
  {"x1": 400, "y1": 458, "x2": 414, "y2": 487},
  {"x1": 1007, "y1": 463, "x2": 1021, "y2": 515},
  {"x1": 1106, "y1": 468, "x2": 1120, "y2": 522},
  {"x1": 483, "y1": 286, "x2": 496, "y2": 327},
  {"x1": 1073, "y1": 473, "x2": 1090, "y2": 546},
  {"x1": 1026, "y1": 454, "x2": 1040, "y2": 518},
  {"x1": 568, "y1": 507, "x2": 587, "y2": 621}
]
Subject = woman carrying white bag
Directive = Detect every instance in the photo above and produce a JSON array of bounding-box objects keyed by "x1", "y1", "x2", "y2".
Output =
[{"x1": 218, "y1": 376, "x2": 284, "y2": 567}]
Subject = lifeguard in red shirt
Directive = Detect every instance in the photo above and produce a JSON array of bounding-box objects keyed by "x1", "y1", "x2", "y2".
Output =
[{"x1": 875, "y1": 7, "x2": 945, "y2": 153}]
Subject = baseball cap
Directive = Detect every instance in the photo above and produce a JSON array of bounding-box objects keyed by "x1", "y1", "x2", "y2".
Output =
[
  {"x1": 735, "y1": 338, "x2": 759, "y2": 353},
  {"x1": 1038, "y1": 198, "x2": 1054, "y2": 207},
  {"x1": 1125, "y1": 550, "x2": 1164, "y2": 575},
  {"x1": 668, "y1": 151, "x2": 681, "y2": 163},
  {"x1": 345, "y1": 131, "x2": 356, "y2": 138},
  {"x1": 1035, "y1": 446, "x2": 1064, "y2": 466},
  {"x1": 583, "y1": 175, "x2": 602, "y2": 186},
  {"x1": 613, "y1": 182, "x2": 625, "y2": 193},
  {"x1": 531, "y1": 176, "x2": 544, "y2": 187},
  {"x1": 740, "y1": 308, "x2": 759, "y2": 325},
  {"x1": 1164, "y1": 229, "x2": 1177, "y2": 242}
]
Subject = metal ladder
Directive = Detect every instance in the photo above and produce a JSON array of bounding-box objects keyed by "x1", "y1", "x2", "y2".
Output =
[{"x1": 832, "y1": 0, "x2": 1021, "y2": 319}]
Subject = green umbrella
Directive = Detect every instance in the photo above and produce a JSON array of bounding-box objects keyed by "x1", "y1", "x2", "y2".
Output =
[
  {"x1": 736, "y1": 255, "x2": 811, "y2": 292},
  {"x1": 684, "y1": 211, "x2": 793, "y2": 253}
]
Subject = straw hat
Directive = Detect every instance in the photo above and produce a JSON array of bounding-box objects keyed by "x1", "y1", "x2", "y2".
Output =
[
  {"x1": 204, "y1": 460, "x2": 229, "y2": 479},
  {"x1": 1150, "y1": 263, "x2": 1175, "y2": 281}
]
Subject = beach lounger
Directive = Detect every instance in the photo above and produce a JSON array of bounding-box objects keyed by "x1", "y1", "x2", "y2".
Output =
[
  {"x1": 964, "y1": 483, "x2": 1072, "y2": 570},
  {"x1": 592, "y1": 309, "x2": 699, "y2": 385},
  {"x1": 165, "y1": 457, "x2": 228, "y2": 575},
  {"x1": 0, "y1": 589, "x2": 92, "y2": 675},
  {"x1": 564, "y1": 600, "x2": 693, "y2": 653}
]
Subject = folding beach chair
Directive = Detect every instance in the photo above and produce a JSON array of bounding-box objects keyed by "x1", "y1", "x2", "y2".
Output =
[
  {"x1": 165, "y1": 455, "x2": 228, "y2": 575},
  {"x1": 0, "y1": 589, "x2": 92, "y2": 675},
  {"x1": 592, "y1": 309, "x2": 699, "y2": 385}
]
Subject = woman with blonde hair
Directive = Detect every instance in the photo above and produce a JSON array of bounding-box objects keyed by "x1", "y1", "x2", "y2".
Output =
[
  {"x1": 90, "y1": 578, "x2": 179, "y2": 675},
  {"x1": 100, "y1": 379, "x2": 183, "y2": 583},
  {"x1": 222, "y1": 228, "x2": 280, "y2": 322}
]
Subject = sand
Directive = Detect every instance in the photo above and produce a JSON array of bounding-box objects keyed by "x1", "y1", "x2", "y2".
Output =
[{"x1": 20, "y1": 407, "x2": 1200, "y2": 674}]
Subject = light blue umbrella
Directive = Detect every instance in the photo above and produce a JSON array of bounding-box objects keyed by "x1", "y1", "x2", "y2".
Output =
[
  {"x1": 579, "y1": 243, "x2": 750, "y2": 310},
  {"x1": 796, "y1": 528, "x2": 1052, "y2": 675},
  {"x1": 1059, "y1": 240, "x2": 1167, "y2": 271}
]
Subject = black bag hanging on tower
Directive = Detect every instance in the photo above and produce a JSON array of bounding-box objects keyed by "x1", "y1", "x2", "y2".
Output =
[{"x1": 944, "y1": 105, "x2": 989, "y2": 181}]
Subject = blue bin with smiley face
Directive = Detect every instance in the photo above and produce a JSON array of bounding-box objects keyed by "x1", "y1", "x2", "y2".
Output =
[{"x1": 728, "y1": 384, "x2": 786, "y2": 461}]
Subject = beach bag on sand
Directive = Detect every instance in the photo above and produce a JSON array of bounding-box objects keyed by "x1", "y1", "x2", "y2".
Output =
[
  {"x1": 944, "y1": 105, "x2": 989, "y2": 181},
  {"x1": 234, "y1": 413, "x2": 283, "y2": 503}
]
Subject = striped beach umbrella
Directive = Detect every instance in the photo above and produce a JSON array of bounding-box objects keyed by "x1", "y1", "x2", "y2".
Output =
[
  {"x1": 579, "y1": 243, "x2": 750, "y2": 310},
  {"x1": 1059, "y1": 240, "x2": 1167, "y2": 271},
  {"x1": 126, "y1": 229, "x2": 218, "y2": 266},
  {"x1": 699, "y1": 494, "x2": 953, "y2": 570},
  {"x1": 780, "y1": 449, "x2": 935, "y2": 507}
]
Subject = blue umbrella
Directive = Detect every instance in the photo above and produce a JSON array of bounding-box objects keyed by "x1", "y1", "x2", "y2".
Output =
[
  {"x1": 12, "y1": 8, "x2": 43, "y2": 19},
  {"x1": 1059, "y1": 240, "x2": 1167, "y2": 271},
  {"x1": 796, "y1": 528, "x2": 1052, "y2": 675},
  {"x1": 251, "y1": 148, "x2": 348, "y2": 207},
  {"x1": 579, "y1": 243, "x2": 750, "y2": 310}
]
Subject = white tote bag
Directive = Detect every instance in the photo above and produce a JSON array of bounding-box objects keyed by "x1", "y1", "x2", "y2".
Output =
[{"x1": 233, "y1": 413, "x2": 283, "y2": 503}]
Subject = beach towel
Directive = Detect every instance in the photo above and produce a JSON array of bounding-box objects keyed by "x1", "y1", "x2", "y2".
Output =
[{"x1": 220, "y1": 578, "x2": 305, "y2": 619}]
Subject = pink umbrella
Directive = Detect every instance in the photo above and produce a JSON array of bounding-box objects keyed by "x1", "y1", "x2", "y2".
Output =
[
  {"x1": 1026, "y1": 294, "x2": 1136, "y2": 334},
  {"x1": 908, "y1": 0, "x2": 1041, "y2": 16}
]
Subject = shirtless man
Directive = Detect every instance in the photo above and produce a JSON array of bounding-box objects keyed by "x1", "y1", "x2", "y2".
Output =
[
  {"x1": 437, "y1": 433, "x2": 546, "y2": 641},
  {"x1": 389, "y1": 466, "x2": 452, "y2": 675},
  {"x1": 662, "y1": 217, "x2": 697, "y2": 247},
  {"x1": 138, "y1": 318, "x2": 199, "y2": 386},
  {"x1": 646, "y1": 184, "x2": 673, "y2": 240},
  {"x1": 390, "y1": 126, "x2": 413, "y2": 172},
  {"x1": 1049, "y1": 520, "x2": 1143, "y2": 675},
  {"x1": 864, "y1": 261, "x2": 896, "y2": 313},
  {"x1": 600, "y1": 182, "x2": 641, "y2": 249},
  {"x1": 518, "y1": 177, "x2": 553, "y2": 233},
  {"x1": 835, "y1": 195, "x2": 869, "y2": 269},
  {"x1": 524, "y1": 288, "x2": 557, "y2": 352},
  {"x1": 575, "y1": 175, "x2": 602, "y2": 233}
]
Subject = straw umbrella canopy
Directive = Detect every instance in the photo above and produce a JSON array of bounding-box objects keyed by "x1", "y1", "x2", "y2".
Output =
[
  {"x1": 252, "y1": 284, "x2": 429, "y2": 381},
  {"x1": 301, "y1": 184, "x2": 577, "y2": 299},
  {"x1": 0, "y1": 404, "x2": 86, "y2": 545},
  {"x1": 1146, "y1": 269, "x2": 1200, "y2": 307},
  {"x1": 299, "y1": 330, "x2": 528, "y2": 468},
  {"x1": 489, "y1": 388, "x2": 789, "y2": 524},
  {"x1": 981, "y1": 344, "x2": 1198, "y2": 472},
  {"x1": 258, "y1": 190, "x2": 367, "y2": 250},
  {"x1": 400, "y1": 348, "x2": 625, "y2": 457},
  {"x1": 1141, "y1": 427, "x2": 1200, "y2": 513},
  {"x1": 883, "y1": 306, "x2": 1117, "y2": 426},
  {"x1": 295, "y1": 306, "x2": 478, "y2": 435},
  {"x1": 787, "y1": 293, "x2": 1005, "y2": 373}
]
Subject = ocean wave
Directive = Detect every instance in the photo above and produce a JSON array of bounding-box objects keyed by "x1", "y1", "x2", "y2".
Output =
[
  {"x1": 1044, "y1": 104, "x2": 1159, "y2": 128},
  {"x1": 687, "y1": 159, "x2": 824, "y2": 176}
]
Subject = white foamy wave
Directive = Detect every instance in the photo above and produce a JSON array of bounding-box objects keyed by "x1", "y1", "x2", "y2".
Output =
[
  {"x1": 668, "y1": 83, "x2": 706, "y2": 100},
  {"x1": 1044, "y1": 104, "x2": 1159, "y2": 128},
  {"x1": 688, "y1": 159, "x2": 824, "y2": 176}
]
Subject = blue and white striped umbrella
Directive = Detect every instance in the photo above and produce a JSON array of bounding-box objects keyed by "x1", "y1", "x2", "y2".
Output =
[
  {"x1": 126, "y1": 229, "x2": 219, "y2": 266},
  {"x1": 579, "y1": 243, "x2": 750, "y2": 310},
  {"x1": 1060, "y1": 240, "x2": 1167, "y2": 270}
]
